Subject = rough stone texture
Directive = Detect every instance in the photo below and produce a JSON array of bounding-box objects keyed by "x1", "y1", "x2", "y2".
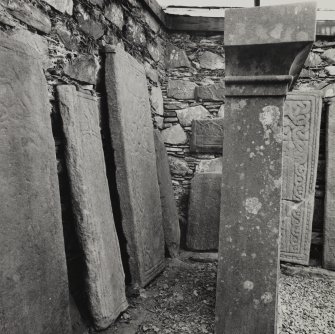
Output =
[
  {"x1": 57, "y1": 85, "x2": 128, "y2": 330},
  {"x1": 154, "y1": 130, "x2": 180, "y2": 257},
  {"x1": 322, "y1": 83, "x2": 335, "y2": 98},
  {"x1": 75, "y1": 5, "x2": 104, "y2": 40},
  {"x1": 105, "y1": 46, "x2": 165, "y2": 287},
  {"x1": 304, "y1": 52, "x2": 322, "y2": 67},
  {"x1": 325, "y1": 66, "x2": 335, "y2": 75},
  {"x1": 165, "y1": 43, "x2": 191, "y2": 69},
  {"x1": 199, "y1": 51, "x2": 225, "y2": 70},
  {"x1": 197, "y1": 158, "x2": 223, "y2": 173},
  {"x1": 321, "y1": 48, "x2": 335, "y2": 64},
  {"x1": 125, "y1": 16, "x2": 146, "y2": 46},
  {"x1": 150, "y1": 85, "x2": 164, "y2": 116},
  {"x1": 167, "y1": 80, "x2": 198, "y2": 100},
  {"x1": 216, "y1": 4, "x2": 316, "y2": 334},
  {"x1": 281, "y1": 92, "x2": 322, "y2": 265},
  {"x1": 64, "y1": 54, "x2": 99, "y2": 85},
  {"x1": 218, "y1": 104, "x2": 225, "y2": 118},
  {"x1": 104, "y1": 2, "x2": 124, "y2": 30},
  {"x1": 324, "y1": 98, "x2": 335, "y2": 270},
  {"x1": 42, "y1": 0, "x2": 73, "y2": 15},
  {"x1": 3, "y1": 0, "x2": 51, "y2": 33},
  {"x1": 196, "y1": 82, "x2": 225, "y2": 101},
  {"x1": 161, "y1": 124, "x2": 188, "y2": 145},
  {"x1": 0, "y1": 37, "x2": 71, "y2": 334},
  {"x1": 144, "y1": 62, "x2": 159, "y2": 83},
  {"x1": 176, "y1": 105, "x2": 211, "y2": 127},
  {"x1": 186, "y1": 173, "x2": 221, "y2": 251},
  {"x1": 148, "y1": 38, "x2": 164, "y2": 62},
  {"x1": 168, "y1": 156, "x2": 192, "y2": 176},
  {"x1": 190, "y1": 118, "x2": 224, "y2": 153}
]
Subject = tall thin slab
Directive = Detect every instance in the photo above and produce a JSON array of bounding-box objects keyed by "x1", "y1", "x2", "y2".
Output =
[
  {"x1": 281, "y1": 91, "x2": 322, "y2": 264},
  {"x1": 0, "y1": 37, "x2": 71, "y2": 333},
  {"x1": 57, "y1": 86, "x2": 127, "y2": 330},
  {"x1": 105, "y1": 46, "x2": 165, "y2": 287},
  {"x1": 216, "y1": 3, "x2": 316, "y2": 334},
  {"x1": 324, "y1": 98, "x2": 335, "y2": 269}
]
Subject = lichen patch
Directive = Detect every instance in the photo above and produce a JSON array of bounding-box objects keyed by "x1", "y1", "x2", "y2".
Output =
[{"x1": 245, "y1": 197, "x2": 262, "y2": 215}]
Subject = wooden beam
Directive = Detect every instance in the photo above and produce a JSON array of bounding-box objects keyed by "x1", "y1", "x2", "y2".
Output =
[
  {"x1": 140, "y1": 0, "x2": 166, "y2": 26},
  {"x1": 317, "y1": 20, "x2": 335, "y2": 36}
]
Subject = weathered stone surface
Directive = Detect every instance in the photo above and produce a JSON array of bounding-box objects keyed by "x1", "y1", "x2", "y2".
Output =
[
  {"x1": 125, "y1": 17, "x2": 146, "y2": 46},
  {"x1": 148, "y1": 38, "x2": 165, "y2": 62},
  {"x1": 325, "y1": 65, "x2": 335, "y2": 75},
  {"x1": 57, "y1": 86, "x2": 127, "y2": 330},
  {"x1": 168, "y1": 156, "x2": 192, "y2": 176},
  {"x1": 144, "y1": 10, "x2": 160, "y2": 33},
  {"x1": 104, "y1": 2, "x2": 124, "y2": 30},
  {"x1": 176, "y1": 105, "x2": 211, "y2": 127},
  {"x1": 280, "y1": 92, "x2": 322, "y2": 265},
  {"x1": 187, "y1": 173, "x2": 221, "y2": 251},
  {"x1": 155, "y1": 115, "x2": 164, "y2": 129},
  {"x1": 56, "y1": 23, "x2": 79, "y2": 51},
  {"x1": 89, "y1": 0, "x2": 104, "y2": 7},
  {"x1": 321, "y1": 48, "x2": 335, "y2": 64},
  {"x1": 197, "y1": 158, "x2": 222, "y2": 173},
  {"x1": 4, "y1": 0, "x2": 51, "y2": 33},
  {"x1": 165, "y1": 43, "x2": 191, "y2": 69},
  {"x1": 167, "y1": 80, "x2": 198, "y2": 100},
  {"x1": 105, "y1": 46, "x2": 165, "y2": 287},
  {"x1": 304, "y1": 52, "x2": 322, "y2": 67},
  {"x1": 76, "y1": 5, "x2": 104, "y2": 40},
  {"x1": 64, "y1": 54, "x2": 99, "y2": 84},
  {"x1": 154, "y1": 130, "x2": 180, "y2": 257},
  {"x1": 144, "y1": 62, "x2": 159, "y2": 82},
  {"x1": 42, "y1": 0, "x2": 73, "y2": 15},
  {"x1": 196, "y1": 81, "x2": 225, "y2": 101},
  {"x1": 321, "y1": 83, "x2": 335, "y2": 98},
  {"x1": 161, "y1": 124, "x2": 188, "y2": 145},
  {"x1": 216, "y1": 4, "x2": 316, "y2": 334},
  {"x1": 190, "y1": 118, "x2": 224, "y2": 153},
  {"x1": 150, "y1": 85, "x2": 164, "y2": 116},
  {"x1": 0, "y1": 37, "x2": 71, "y2": 333},
  {"x1": 199, "y1": 51, "x2": 225, "y2": 70},
  {"x1": 0, "y1": 3, "x2": 16, "y2": 27},
  {"x1": 218, "y1": 104, "x2": 225, "y2": 118},
  {"x1": 324, "y1": 98, "x2": 335, "y2": 270}
]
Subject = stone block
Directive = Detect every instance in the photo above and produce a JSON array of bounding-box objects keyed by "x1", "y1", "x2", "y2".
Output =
[
  {"x1": 104, "y1": 2, "x2": 124, "y2": 30},
  {"x1": 199, "y1": 51, "x2": 225, "y2": 70},
  {"x1": 280, "y1": 91, "x2": 322, "y2": 265},
  {"x1": 325, "y1": 66, "x2": 335, "y2": 75},
  {"x1": 176, "y1": 105, "x2": 211, "y2": 127},
  {"x1": 42, "y1": 0, "x2": 73, "y2": 15},
  {"x1": 105, "y1": 46, "x2": 165, "y2": 287},
  {"x1": 161, "y1": 124, "x2": 188, "y2": 145},
  {"x1": 150, "y1": 85, "x2": 164, "y2": 116},
  {"x1": 321, "y1": 48, "x2": 335, "y2": 64},
  {"x1": 167, "y1": 80, "x2": 198, "y2": 100},
  {"x1": 168, "y1": 156, "x2": 192, "y2": 176},
  {"x1": 186, "y1": 173, "x2": 222, "y2": 251},
  {"x1": 165, "y1": 43, "x2": 191, "y2": 69},
  {"x1": 76, "y1": 5, "x2": 104, "y2": 40},
  {"x1": 218, "y1": 104, "x2": 225, "y2": 118},
  {"x1": 197, "y1": 158, "x2": 222, "y2": 173},
  {"x1": 190, "y1": 118, "x2": 224, "y2": 153},
  {"x1": 144, "y1": 62, "x2": 159, "y2": 82},
  {"x1": 304, "y1": 52, "x2": 322, "y2": 67},
  {"x1": 0, "y1": 36, "x2": 71, "y2": 333},
  {"x1": 148, "y1": 38, "x2": 165, "y2": 62},
  {"x1": 195, "y1": 82, "x2": 225, "y2": 101},
  {"x1": 125, "y1": 17, "x2": 146, "y2": 46},
  {"x1": 154, "y1": 130, "x2": 180, "y2": 257},
  {"x1": 57, "y1": 85, "x2": 127, "y2": 330}
]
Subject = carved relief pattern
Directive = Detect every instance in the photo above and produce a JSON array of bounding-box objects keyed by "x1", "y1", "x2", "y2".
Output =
[{"x1": 280, "y1": 93, "x2": 322, "y2": 264}]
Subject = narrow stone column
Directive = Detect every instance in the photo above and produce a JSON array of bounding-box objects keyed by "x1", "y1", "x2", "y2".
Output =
[{"x1": 215, "y1": 3, "x2": 316, "y2": 334}]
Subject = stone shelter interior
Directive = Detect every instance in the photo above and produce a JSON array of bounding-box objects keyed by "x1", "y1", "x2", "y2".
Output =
[{"x1": 1, "y1": 0, "x2": 335, "y2": 333}]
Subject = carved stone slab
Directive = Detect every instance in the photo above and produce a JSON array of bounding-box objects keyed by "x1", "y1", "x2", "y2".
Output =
[
  {"x1": 324, "y1": 98, "x2": 335, "y2": 270},
  {"x1": 105, "y1": 46, "x2": 165, "y2": 287},
  {"x1": 186, "y1": 173, "x2": 221, "y2": 251},
  {"x1": 154, "y1": 129, "x2": 180, "y2": 257},
  {"x1": 0, "y1": 37, "x2": 71, "y2": 333},
  {"x1": 190, "y1": 118, "x2": 224, "y2": 153},
  {"x1": 57, "y1": 86, "x2": 128, "y2": 330},
  {"x1": 280, "y1": 91, "x2": 322, "y2": 265}
]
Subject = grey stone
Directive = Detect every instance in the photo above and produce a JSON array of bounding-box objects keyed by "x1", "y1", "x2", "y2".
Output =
[
  {"x1": 299, "y1": 68, "x2": 315, "y2": 78},
  {"x1": 281, "y1": 92, "x2": 322, "y2": 264},
  {"x1": 89, "y1": 0, "x2": 105, "y2": 7},
  {"x1": 161, "y1": 124, "x2": 188, "y2": 145},
  {"x1": 195, "y1": 81, "x2": 225, "y2": 101},
  {"x1": 0, "y1": 36, "x2": 71, "y2": 334},
  {"x1": 197, "y1": 158, "x2": 222, "y2": 173},
  {"x1": 199, "y1": 51, "x2": 225, "y2": 70},
  {"x1": 168, "y1": 156, "x2": 192, "y2": 176},
  {"x1": 321, "y1": 48, "x2": 335, "y2": 64},
  {"x1": 64, "y1": 54, "x2": 99, "y2": 85},
  {"x1": 144, "y1": 10, "x2": 160, "y2": 33},
  {"x1": 176, "y1": 105, "x2": 211, "y2": 127},
  {"x1": 155, "y1": 115, "x2": 164, "y2": 129},
  {"x1": 323, "y1": 98, "x2": 335, "y2": 270},
  {"x1": 167, "y1": 80, "x2": 198, "y2": 100},
  {"x1": 4, "y1": 0, "x2": 51, "y2": 33},
  {"x1": 186, "y1": 173, "x2": 222, "y2": 250},
  {"x1": 76, "y1": 5, "x2": 104, "y2": 40},
  {"x1": 104, "y1": 2, "x2": 124, "y2": 30},
  {"x1": 165, "y1": 43, "x2": 191, "y2": 69},
  {"x1": 325, "y1": 66, "x2": 335, "y2": 75},
  {"x1": 190, "y1": 118, "x2": 224, "y2": 154},
  {"x1": 105, "y1": 46, "x2": 165, "y2": 287},
  {"x1": 218, "y1": 104, "x2": 225, "y2": 118},
  {"x1": 57, "y1": 86, "x2": 128, "y2": 330},
  {"x1": 322, "y1": 83, "x2": 335, "y2": 98},
  {"x1": 0, "y1": 3, "x2": 16, "y2": 27},
  {"x1": 56, "y1": 23, "x2": 79, "y2": 51},
  {"x1": 144, "y1": 62, "x2": 159, "y2": 82},
  {"x1": 150, "y1": 85, "x2": 164, "y2": 116},
  {"x1": 148, "y1": 39, "x2": 164, "y2": 62},
  {"x1": 304, "y1": 52, "x2": 322, "y2": 67},
  {"x1": 125, "y1": 17, "x2": 146, "y2": 46},
  {"x1": 42, "y1": 0, "x2": 73, "y2": 15},
  {"x1": 154, "y1": 130, "x2": 180, "y2": 257}
]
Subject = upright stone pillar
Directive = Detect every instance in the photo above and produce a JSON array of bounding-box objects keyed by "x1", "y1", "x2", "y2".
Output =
[{"x1": 216, "y1": 3, "x2": 316, "y2": 334}]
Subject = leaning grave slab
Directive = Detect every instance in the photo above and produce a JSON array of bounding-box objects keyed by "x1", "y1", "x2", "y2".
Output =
[
  {"x1": 57, "y1": 85, "x2": 128, "y2": 330},
  {"x1": 105, "y1": 46, "x2": 165, "y2": 287},
  {"x1": 0, "y1": 36, "x2": 71, "y2": 333},
  {"x1": 215, "y1": 3, "x2": 317, "y2": 334}
]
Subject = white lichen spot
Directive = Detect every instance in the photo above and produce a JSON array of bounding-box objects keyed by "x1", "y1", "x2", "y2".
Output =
[
  {"x1": 226, "y1": 237, "x2": 233, "y2": 243},
  {"x1": 245, "y1": 197, "x2": 262, "y2": 215},
  {"x1": 251, "y1": 253, "x2": 257, "y2": 259},
  {"x1": 249, "y1": 152, "x2": 256, "y2": 158},
  {"x1": 261, "y1": 292, "x2": 273, "y2": 304},
  {"x1": 259, "y1": 105, "x2": 281, "y2": 144},
  {"x1": 239, "y1": 226, "x2": 244, "y2": 231},
  {"x1": 243, "y1": 280, "x2": 254, "y2": 291},
  {"x1": 270, "y1": 23, "x2": 283, "y2": 39},
  {"x1": 241, "y1": 252, "x2": 247, "y2": 257},
  {"x1": 274, "y1": 177, "x2": 282, "y2": 188},
  {"x1": 231, "y1": 99, "x2": 247, "y2": 111},
  {"x1": 239, "y1": 173, "x2": 245, "y2": 180},
  {"x1": 253, "y1": 299, "x2": 260, "y2": 308}
]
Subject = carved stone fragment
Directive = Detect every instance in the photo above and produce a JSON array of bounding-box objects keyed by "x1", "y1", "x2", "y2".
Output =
[
  {"x1": 57, "y1": 85, "x2": 128, "y2": 330},
  {"x1": 0, "y1": 37, "x2": 71, "y2": 333},
  {"x1": 105, "y1": 46, "x2": 165, "y2": 287},
  {"x1": 280, "y1": 91, "x2": 322, "y2": 265}
]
